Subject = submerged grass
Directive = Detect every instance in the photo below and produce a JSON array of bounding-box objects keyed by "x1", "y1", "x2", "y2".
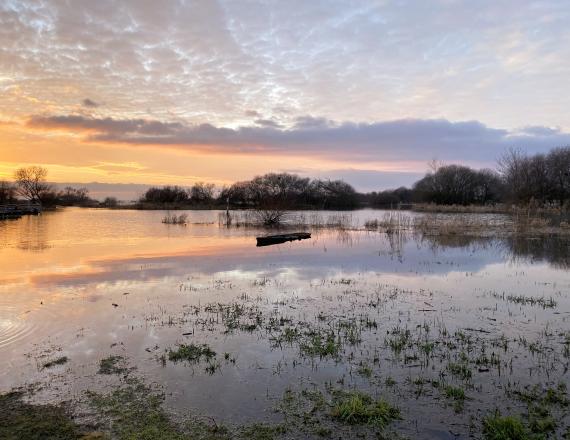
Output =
[
  {"x1": 299, "y1": 330, "x2": 341, "y2": 358},
  {"x1": 490, "y1": 292, "x2": 557, "y2": 308},
  {"x1": 87, "y1": 379, "x2": 189, "y2": 440},
  {"x1": 365, "y1": 209, "x2": 570, "y2": 237},
  {"x1": 444, "y1": 385, "x2": 466, "y2": 401},
  {"x1": 87, "y1": 378, "x2": 285, "y2": 440},
  {"x1": 42, "y1": 356, "x2": 68, "y2": 369},
  {"x1": 98, "y1": 355, "x2": 128, "y2": 375},
  {"x1": 444, "y1": 385, "x2": 466, "y2": 413}
]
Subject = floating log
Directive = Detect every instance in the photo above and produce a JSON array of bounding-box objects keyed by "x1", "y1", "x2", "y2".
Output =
[{"x1": 256, "y1": 232, "x2": 311, "y2": 247}]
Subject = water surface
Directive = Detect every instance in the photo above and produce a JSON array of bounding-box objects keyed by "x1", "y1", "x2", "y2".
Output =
[{"x1": 1, "y1": 208, "x2": 568, "y2": 438}]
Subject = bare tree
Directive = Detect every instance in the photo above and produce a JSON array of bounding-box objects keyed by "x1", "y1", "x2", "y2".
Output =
[
  {"x1": 58, "y1": 186, "x2": 90, "y2": 206},
  {"x1": 189, "y1": 182, "x2": 215, "y2": 204},
  {"x1": 313, "y1": 179, "x2": 358, "y2": 209},
  {"x1": 139, "y1": 186, "x2": 189, "y2": 204},
  {"x1": 498, "y1": 147, "x2": 570, "y2": 205},
  {"x1": 427, "y1": 158, "x2": 444, "y2": 174},
  {"x1": 546, "y1": 146, "x2": 570, "y2": 206},
  {"x1": 413, "y1": 164, "x2": 502, "y2": 205},
  {"x1": 14, "y1": 166, "x2": 53, "y2": 203}
]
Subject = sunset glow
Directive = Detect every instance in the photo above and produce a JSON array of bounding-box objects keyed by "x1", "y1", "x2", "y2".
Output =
[{"x1": 1, "y1": 1, "x2": 569, "y2": 196}]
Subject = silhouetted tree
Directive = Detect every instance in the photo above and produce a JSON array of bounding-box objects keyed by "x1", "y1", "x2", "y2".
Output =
[
  {"x1": 0, "y1": 181, "x2": 16, "y2": 204},
  {"x1": 368, "y1": 187, "x2": 413, "y2": 207},
  {"x1": 499, "y1": 146, "x2": 570, "y2": 205},
  {"x1": 189, "y1": 182, "x2": 215, "y2": 204},
  {"x1": 311, "y1": 179, "x2": 358, "y2": 209},
  {"x1": 102, "y1": 197, "x2": 118, "y2": 207},
  {"x1": 57, "y1": 187, "x2": 91, "y2": 206},
  {"x1": 14, "y1": 166, "x2": 54, "y2": 204},
  {"x1": 414, "y1": 164, "x2": 502, "y2": 205},
  {"x1": 140, "y1": 186, "x2": 189, "y2": 204},
  {"x1": 546, "y1": 147, "x2": 570, "y2": 206}
]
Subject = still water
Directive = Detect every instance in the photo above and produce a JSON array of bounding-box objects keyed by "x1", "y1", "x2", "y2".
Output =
[{"x1": 0, "y1": 208, "x2": 568, "y2": 438}]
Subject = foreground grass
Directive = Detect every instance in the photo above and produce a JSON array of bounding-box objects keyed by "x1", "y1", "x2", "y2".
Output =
[
  {"x1": 0, "y1": 392, "x2": 81, "y2": 440},
  {"x1": 1, "y1": 380, "x2": 285, "y2": 440},
  {"x1": 87, "y1": 378, "x2": 285, "y2": 440},
  {"x1": 483, "y1": 408, "x2": 564, "y2": 440},
  {"x1": 2, "y1": 375, "x2": 567, "y2": 440},
  {"x1": 483, "y1": 413, "x2": 533, "y2": 440}
]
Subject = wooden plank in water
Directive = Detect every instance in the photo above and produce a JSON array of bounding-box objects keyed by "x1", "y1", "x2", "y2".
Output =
[{"x1": 256, "y1": 232, "x2": 311, "y2": 247}]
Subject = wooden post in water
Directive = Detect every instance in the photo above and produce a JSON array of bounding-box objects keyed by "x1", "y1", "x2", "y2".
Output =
[{"x1": 225, "y1": 197, "x2": 231, "y2": 227}]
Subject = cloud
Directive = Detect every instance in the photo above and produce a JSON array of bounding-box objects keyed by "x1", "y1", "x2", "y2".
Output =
[
  {"x1": 27, "y1": 115, "x2": 184, "y2": 135},
  {"x1": 294, "y1": 116, "x2": 334, "y2": 129},
  {"x1": 515, "y1": 126, "x2": 561, "y2": 137},
  {"x1": 2, "y1": 0, "x2": 569, "y2": 132},
  {"x1": 254, "y1": 119, "x2": 283, "y2": 129},
  {"x1": 82, "y1": 98, "x2": 99, "y2": 108},
  {"x1": 26, "y1": 114, "x2": 570, "y2": 164}
]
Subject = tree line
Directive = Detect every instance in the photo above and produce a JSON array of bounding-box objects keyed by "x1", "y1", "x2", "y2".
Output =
[
  {"x1": 3, "y1": 145, "x2": 569, "y2": 209},
  {"x1": 365, "y1": 146, "x2": 570, "y2": 208},
  {"x1": 138, "y1": 174, "x2": 359, "y2": 210},
  {"x1": 139, "y1": 146, "x2": 570, "y2": 210},
  {"x1": 0, "y1": 166, "x2": 117, "y2": 207}
]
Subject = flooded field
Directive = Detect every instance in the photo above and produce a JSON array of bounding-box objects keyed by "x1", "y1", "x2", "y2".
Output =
[{"x1": 1, "y1": 208, "x2": 569, "y2": 439}]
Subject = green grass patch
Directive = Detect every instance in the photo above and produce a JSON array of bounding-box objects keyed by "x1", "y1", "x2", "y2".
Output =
[
  {"x1": 482, "y1": 409, "x2": 558, "y2": 440},
  {"x1": 483, "y1": 413, "x2": 530, "y2": 440},
  {"x1": 385, "y1": 327, "x2": 411, "y2": 355},
  {"x1": 356, "y1": 363, "x2": 373, "y2": 378},
  {"x1": 444, "y1": 385, "x2": 465, "y2": 401},
  {"x1": 168, "y1": 344, "x2": 216, "y2": 363},
  {"x1": 330, "y1": 391, "x2": 400, "y2": 428},
  {"x1": 444, "y1": 385, "x2": 466, "y2": 413},
  {"x1": 447, "y1": 361, "x2": 472, "y2": 381},
  {"x1": 98, "y1": 355, "x2": 128, "y2": 375},
  {"x1": 0, "y1": 392, "x2": 82, "y2": 440},
  {"x1": 299, "y1": 330, "x2": 341, "y2": 358}
]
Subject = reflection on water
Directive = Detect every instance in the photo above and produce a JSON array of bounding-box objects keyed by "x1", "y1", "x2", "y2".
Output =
[
  {"x1": 505, "y1": 235, "x2": 570, "y2": 269},
  {"x1": 0, "y1": 208, "x2": 569, "y2": 438},
  {"x1": 2, "y1": 209, "x2": 568, "y2": 287}
]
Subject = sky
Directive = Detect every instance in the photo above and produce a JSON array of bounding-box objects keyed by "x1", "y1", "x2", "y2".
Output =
[{"x1": 1, "y1": 0, "x2": 570, "y2": 199}]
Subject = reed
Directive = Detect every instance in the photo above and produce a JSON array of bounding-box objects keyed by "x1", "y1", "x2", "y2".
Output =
[{"x1": 162, "y1": 213, "x2": 188, "y2": 225}]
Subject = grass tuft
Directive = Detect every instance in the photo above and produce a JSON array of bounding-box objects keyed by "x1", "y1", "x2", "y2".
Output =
[
  {"x1": 168, "y1": 344, "x2": 216, "y2": 363},
  {"x1": 483, "y1": 412, "x2": 532, "y2": 440},
  {"x1": 330, "y1": 391, "x2": 400, "y2": 428},
  {"x1": 98, "y1": 356, "x2": 128, "y2": 375}
]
